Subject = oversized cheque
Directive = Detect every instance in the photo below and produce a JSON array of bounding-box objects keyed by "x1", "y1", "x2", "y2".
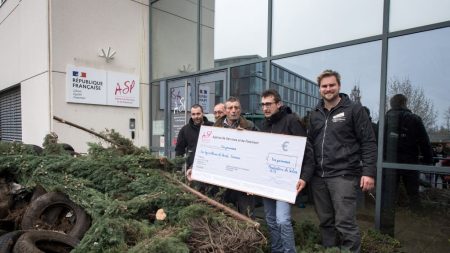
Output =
[{"x1": 191, "y1": 125, "x2": 307, "y2": 203}]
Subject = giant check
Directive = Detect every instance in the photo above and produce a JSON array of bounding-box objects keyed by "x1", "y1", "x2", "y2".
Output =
[{"x1": 191, "y1": 125, "x2": 307, "y2": 203}]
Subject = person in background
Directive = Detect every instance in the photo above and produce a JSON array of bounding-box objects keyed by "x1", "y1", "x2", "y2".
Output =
[
  {"x1": 363, "y1": 106, "x2": 378, "y2": 143},
  {"x1": 175, "y1": 104, "x2": 213, "y2": 189},
  {"x1": 213, "y1": 103, "x2": 226, "y2": 121},
  {"x1": 381, "y1": 93, "x2": 433, "y2": 236}
]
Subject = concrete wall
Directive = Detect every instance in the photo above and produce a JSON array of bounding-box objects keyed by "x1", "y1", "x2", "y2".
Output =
[
  {"x1": 0, "y1": 0, "x2": 50, "y2": 145},
  {"x1": 50, "y1": 0, "x2": 150, "y2": 152},
  {"x1": 21, "y1": 73, "x2": 51, "y2": 145},
  {"x1": 0, "y1": 0, "x2": 213, "y2": 151}
]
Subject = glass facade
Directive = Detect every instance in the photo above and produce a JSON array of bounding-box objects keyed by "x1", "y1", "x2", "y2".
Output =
[
  {"x1": 389, "y1": 0, "x2": 450, "y2": 32},
  {"x1": 214, "y1": 0, "x2": 268, "y2": 60},
  {"x1": 270, "y1": 63, "x2": 319, "y2": 119},
  {"x1": 272, "y1": 0, "x2": 383, "y2": 55},
  {"x1": 150, "y1": 1, "x2": 450, "y2": 251},
  {"x1": 379, "y1": 27, "x2": 450, "y2": 252}
]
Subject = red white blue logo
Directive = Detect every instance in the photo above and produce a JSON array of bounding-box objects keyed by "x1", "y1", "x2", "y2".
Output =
[{"x1": 72, "y1": 71, "x2": 87, "y2": 78}]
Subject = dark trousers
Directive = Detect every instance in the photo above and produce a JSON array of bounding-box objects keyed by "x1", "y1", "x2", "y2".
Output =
[
  {"x1": 223, "y1": 189, "x2": 255, "y2": 218},
  {"x1": 311, "y1": 175, "x2": 361, "y2": 253},
  {"x1": 380, "y1": 169, "x2": 421, "y2": 236}
]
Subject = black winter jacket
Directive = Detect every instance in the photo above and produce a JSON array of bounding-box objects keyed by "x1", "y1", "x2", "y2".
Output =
[
  {"x1": 261, "y1": 106, "x2": 315, "y2": 182},
  {"x1": 383, "y1": 108, "x2": 433, "y2": 164},
  {"x1": 308, "y1": 94, "x2": 377, "y2": 178},
  {"x1": 175, "y1": 117, "x2": 213, "y2": 167}
]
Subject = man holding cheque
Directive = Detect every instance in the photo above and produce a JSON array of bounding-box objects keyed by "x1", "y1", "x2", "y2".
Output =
[
  {"x1": 189, "y1": 90, "x2": 314, "y2": 253},
  {"x1": 259, "y1": 89, "x2": 314, "y2": 253}
]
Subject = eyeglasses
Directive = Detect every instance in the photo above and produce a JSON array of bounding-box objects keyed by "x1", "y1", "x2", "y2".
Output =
[
  {"x1": 213, "y1": 111, "x2": 223, "y2": 114},
  {"x1": 260, "y1": 102, "x2": 276, "y2": 107}
]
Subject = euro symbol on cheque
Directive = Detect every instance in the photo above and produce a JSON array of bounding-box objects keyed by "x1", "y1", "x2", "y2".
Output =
[{"x1": 282, "y1": 141, "x2": 289, "y2": 151}]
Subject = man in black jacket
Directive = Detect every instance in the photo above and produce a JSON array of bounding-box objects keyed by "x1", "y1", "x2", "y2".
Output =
[
  {"x1": 260, "y1": 89, "x2": 314, "y2": 253},
  {"x1": 308, "y1": 70, "x2": 377, "y2": 253},
  {"x1": 175, "y1": 104, "x2": 213, "y2": 170},
  {"x1": 380, "y1": 93, "x2": 433, "y2": 236}
]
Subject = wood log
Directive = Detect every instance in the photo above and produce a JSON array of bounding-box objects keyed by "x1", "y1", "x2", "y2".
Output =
[
  {"x1": 53, "y1": 116, "x2": 118, "y2": 146},
  {"x1": 162, "y1": 172, "x2": 260, "y2": 228}
]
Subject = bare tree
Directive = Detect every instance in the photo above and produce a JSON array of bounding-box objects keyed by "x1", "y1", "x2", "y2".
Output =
[
  {"x1": 387, "y1": 77, "x2": 437, "y2": 131},
  {"x1": 444, "y1": 106, "x2": 450, "y2": 132}
]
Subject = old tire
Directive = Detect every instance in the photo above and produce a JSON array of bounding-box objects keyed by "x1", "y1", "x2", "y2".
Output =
[
  {"x1": 0, "y1": 231, "x2": 24, "y2": 253},
  {"x1": 12, "y1": 230, "x2": 79, "y2": 253},
  {"x1": 0, "y1": 179, "x2": 12, "y2": 219},
  {"x1": 21, "y1": 192, "x2": 90, "y2": 239}
]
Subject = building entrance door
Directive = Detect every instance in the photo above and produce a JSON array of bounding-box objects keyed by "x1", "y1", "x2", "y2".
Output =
[{"x1": 165, "y1": 70, "x2": 226, "y2": 158}]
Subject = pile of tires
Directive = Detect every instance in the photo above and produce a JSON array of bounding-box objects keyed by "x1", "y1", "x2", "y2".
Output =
[{"x1": 0, "y1": 188, "x2": 90, "y2": 253}]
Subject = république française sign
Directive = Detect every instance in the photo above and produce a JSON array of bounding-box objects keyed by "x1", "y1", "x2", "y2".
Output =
[{"x1": 66, "y1": 65, "x2": 140, "y2": 108}]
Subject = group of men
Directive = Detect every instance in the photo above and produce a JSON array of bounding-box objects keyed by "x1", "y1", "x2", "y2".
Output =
[{"x1": 175, "y1": 70, "x2": 377, "y2": 253}]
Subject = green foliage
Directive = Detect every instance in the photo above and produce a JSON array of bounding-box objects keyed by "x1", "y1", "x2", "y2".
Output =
[
  {"x1": 129, "y1": 236, "x2": 190, "y2": 253},
  {"x1": 42, "y1": 133, "x2": 71, "y2": 155},
  {"x1": 1, "y1": 132, "x2": 264, "y2": 252},
  {"x1": 176, "y1": 203, "x2": 217, "y2": 226},
  {"x1": 362, "y1": 229, "x2": 401, "y2": 253},
  {"x1": 88, "y1": 129, "x2": 150, "y2": 156},
  {"x1": 293, "y1": 219, "x2": 321, "y2": 250},
  {"x1": 0, "y1": 141, "x2": 42, "y2": 156}
]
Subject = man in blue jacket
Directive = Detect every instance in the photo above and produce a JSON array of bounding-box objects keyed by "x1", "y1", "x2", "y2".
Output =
[{"x1": 308, "y1": 70, "x2": 377, "y2": 253}]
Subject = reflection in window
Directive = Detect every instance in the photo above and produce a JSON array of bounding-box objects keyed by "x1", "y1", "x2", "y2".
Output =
[
  {"x1": 150, "y1": 82, "x2": 165, "y2": 155},
  {"x1": 387, "y1": 28, "x2": 450, "y2": 136},
  {"x1": 381, "y1": 27, "x2": 450, "y2": 252},
  {"x1": 230, "y1": 62, "x2": 266, "y2": 116},
  {"x1": 214, "y1": 0, "x2": 268, "y2": 61},
  {"x1": 151, "y1": 0, "x2": 199, "y2": 79},
  {"x1": 270, "y1": 63, "x2": 320, "y2": 119},
  {"x1": 272, "y1": 0, "x2": 383, "y2": 55},
  {"x1": 273, "y1": 41, "x2": 381, "y2": 121},
  {"x1": 201, "y1": 0, "x2": 215, "y2": 70},
  {"x1": 390, "y1": 0, "x2": 450, "y2": 32}
]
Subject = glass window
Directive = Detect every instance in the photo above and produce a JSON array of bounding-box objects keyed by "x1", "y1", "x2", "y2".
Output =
[
  {"x1": 272, "y1": 0, "x2": 383, "y2": 55},
  {"x1": 386, "y1": 28, "x2": 450, "y2": 160},
  {"x1": 272, "y1": 41, "x2": 382, "y2": 233},
  {"x1": 390, "y1": 0, "x2": 450, "y2": 32},
  {"x1": 230, "y1": 62, "x2": 266, "y2": 115},
  {"x1": 273, "y1": 41, "x2": 382, "y2": 120},
  {"x1": 201, "y1": 0, "x2": 215, "y2": 70},
  {"x1": 379, "y1": 167, "x2": 450, "y2": 252},
  {"x1": 380, "y1": 28, "x2": 450, "y2": 252},
  {"x1": 152, "y1": 0, "x2": 198, "y2": 79},
  {"x1": 150, "y1": 81, "x2": 165, "y2": 156},
  {"x1": 214, "y1": 0, "x2": 268, "y2": 62}
]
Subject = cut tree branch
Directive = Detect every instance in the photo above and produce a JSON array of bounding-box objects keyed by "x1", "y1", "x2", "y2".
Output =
[{"x1": 162, "y1": 172, "x2": 260, "y2": 228}]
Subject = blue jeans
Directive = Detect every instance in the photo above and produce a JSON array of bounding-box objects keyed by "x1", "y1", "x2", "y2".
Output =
[{"x1": 263, "y1": 198, "x2": 296, "y2": 253}]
